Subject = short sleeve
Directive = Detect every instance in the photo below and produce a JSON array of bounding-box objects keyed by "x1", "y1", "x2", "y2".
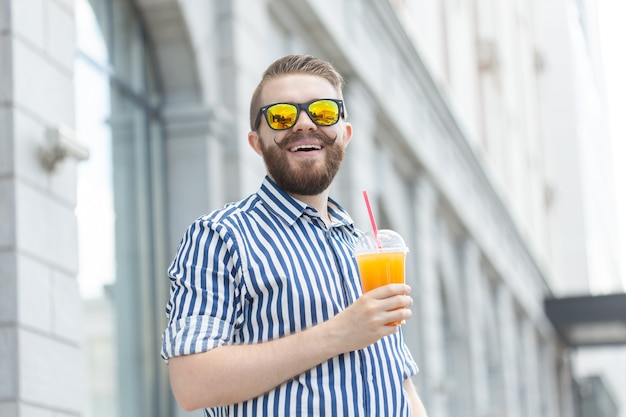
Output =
[
  {"x1": 402, "y1": 339, "x2": 419, "y2": 378},
  {"x1": 161, "y1": 218, "x2": 242, "y2": 361}
]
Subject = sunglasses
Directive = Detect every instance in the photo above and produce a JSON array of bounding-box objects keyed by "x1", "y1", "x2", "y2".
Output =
[{"x1": 254, "y1": 98, "x2": 344, "y2": 131}]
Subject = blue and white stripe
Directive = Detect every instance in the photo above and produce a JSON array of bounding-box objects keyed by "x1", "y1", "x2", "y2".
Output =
[{"x1": 162, "y1": 176, "x2": 418, "y2": 416}]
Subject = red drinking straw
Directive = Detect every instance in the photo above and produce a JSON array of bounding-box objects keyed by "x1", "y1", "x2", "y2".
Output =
[{"x1": 362, "y1": 190, "x2": 383, "y2": 249}]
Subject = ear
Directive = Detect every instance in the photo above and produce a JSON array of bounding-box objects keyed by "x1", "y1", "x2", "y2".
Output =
[
  {"x1": 343, "y1": 122, "x2": 353, "y2": 147},
  {"x1": 248, "y1": 131, "x2": 264, "y2": 156}
]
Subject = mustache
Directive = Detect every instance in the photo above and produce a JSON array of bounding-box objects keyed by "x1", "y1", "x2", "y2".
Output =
[{"x1": 273, "y1": 132, "x2": 337, "y2": 149}]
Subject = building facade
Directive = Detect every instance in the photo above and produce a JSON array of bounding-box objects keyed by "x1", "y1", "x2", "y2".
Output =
[{"x1": 0, "y1": 0, "x2": 622, "y2": 417}]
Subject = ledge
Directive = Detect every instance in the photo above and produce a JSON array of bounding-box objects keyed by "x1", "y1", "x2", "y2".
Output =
[{"x1": 544, "y1": 293, "x2": 626, "y2": 346}]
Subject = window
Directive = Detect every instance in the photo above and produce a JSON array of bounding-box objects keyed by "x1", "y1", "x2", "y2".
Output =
[{"x1": 75, "y1": 0, "x2": 168, "y2": 415}]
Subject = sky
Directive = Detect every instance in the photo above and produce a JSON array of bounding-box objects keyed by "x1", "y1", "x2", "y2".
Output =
[{"x1": 597, "y1": 0, "x2": 626, "y2": 286}]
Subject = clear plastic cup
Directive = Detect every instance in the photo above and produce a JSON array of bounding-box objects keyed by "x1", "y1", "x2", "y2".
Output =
[
  {"x1": 354, "y1": 230, "x2": 408, "y2": 325},
  {"x1": 354, "y1": 229, "x2": 408, "y2": 293}
]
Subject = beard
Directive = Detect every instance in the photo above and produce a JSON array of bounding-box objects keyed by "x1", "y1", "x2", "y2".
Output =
[{"x1": 259, "y1": 132, "x2": 345, "y2": 196}]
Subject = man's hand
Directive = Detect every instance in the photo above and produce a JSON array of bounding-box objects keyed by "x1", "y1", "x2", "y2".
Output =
[{"x1": 323, "y1": 283, "x2": 413, "y2": 353}]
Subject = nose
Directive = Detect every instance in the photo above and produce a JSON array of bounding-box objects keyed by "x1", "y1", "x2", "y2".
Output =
[{"x1": 292, "y1": 108, "x2": 318, "y2": 132}]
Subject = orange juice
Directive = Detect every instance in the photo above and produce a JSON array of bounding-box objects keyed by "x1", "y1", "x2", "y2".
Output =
[
  {"x1": 356, "y1": 251, "x2": 406, "y2": 292},
  {"x1": 354, "y1": 229, "x2": 408, "y2": 326}
]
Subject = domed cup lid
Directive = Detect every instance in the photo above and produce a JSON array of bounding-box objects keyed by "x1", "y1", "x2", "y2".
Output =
[{"x1": 354, "y1": 229, "x2": 408, "y2": 255}]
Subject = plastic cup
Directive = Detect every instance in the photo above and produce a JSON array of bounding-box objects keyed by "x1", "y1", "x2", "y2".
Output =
[{"x1": 354, "y1": 229, "x2": 408, "y2": 325}]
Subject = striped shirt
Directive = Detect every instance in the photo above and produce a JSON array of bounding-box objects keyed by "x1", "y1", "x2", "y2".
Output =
[{"x1": 161, "y1": 176, "x2": 418, "y2": 417}]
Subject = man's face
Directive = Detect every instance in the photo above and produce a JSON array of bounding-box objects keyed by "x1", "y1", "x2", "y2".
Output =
[{"x1": 249, "y1": 74, "x2": 353, "y2": 196}]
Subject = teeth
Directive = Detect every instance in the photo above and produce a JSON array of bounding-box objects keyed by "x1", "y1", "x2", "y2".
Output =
[{"x1": 290, "y1": 145, "x2": 322, "y2": 152}]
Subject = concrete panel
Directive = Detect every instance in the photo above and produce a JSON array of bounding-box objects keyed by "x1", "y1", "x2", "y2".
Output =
[
  {"x1": 18, "y1": 403, "x2": 55, "y2": 417},
  {"x1": 12, "y1": 40, "x2": 74, "y2": 127},
  {"x1": 0, "y1": 252, "x2": 17, "y2": 323},
  {"x1": 0, "y1": 108, "x2": 13, "y2": 176},
  {"x1": 0, "y1": 34, "x2": 11, "y2": 104},
  {"x1": 47, "y1": 0, "x2": 75, "y2": 71},
  {"x1": 0, "y1": 0, "x2": 9, "y2": 32},
  {"x1": 15, "y1": 183, "x2": 78, "y2": 272},
  {"x1": 165, "y1": 134, "x2": 211, "y2": 238},
  {"x1": 12, "y1": 111, "x2": 47, "y2": 188},
  {"x1": 0, "y1": 327, "x2": 17, "y2": 398},
  {"x1": 0, "y1": 403, "x2": 17, "y2": 417},
  {"x1": 19, "y1": 328, "x2": 84, "y2": 413},
  {"x1": 51, "y1": 270, "x2": 82, "y2": 343},
  {"x1": 52, "y1": 0, "x2": 73, "y2": 11},
  {"x1": 0, "y1": 179, "x2": 14, "y2": 247},
  {"x1": 12, "y1": 0, "x2": 45, "y2": 50},
  {"x1": 16, "y1": 254, "x2": 51, "y2": 333}
]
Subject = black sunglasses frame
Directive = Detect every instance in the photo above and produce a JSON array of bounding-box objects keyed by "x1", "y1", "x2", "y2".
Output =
[{"x1": 253, "y1": 98, "x2": 345, "y2": 131}]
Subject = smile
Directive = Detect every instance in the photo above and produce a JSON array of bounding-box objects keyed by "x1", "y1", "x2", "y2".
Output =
[{"x1": 289, "y1": 144, "x2": 322, "y2": 152}]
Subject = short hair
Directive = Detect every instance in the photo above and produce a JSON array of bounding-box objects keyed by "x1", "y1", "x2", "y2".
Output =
[{"x1": 249, "y1": 54, "x2": 345, "y2": 130}]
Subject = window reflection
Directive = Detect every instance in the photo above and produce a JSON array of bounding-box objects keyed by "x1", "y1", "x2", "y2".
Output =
[
  {"x1": 75, "y1": 0, "x2": 115, "y2": 301},
  {"x1": 75, "y1": 0, "x2": 167, "y2": 416},
  {"x1": 75, "y1": 0, "x2": 117, "y2": 416}
]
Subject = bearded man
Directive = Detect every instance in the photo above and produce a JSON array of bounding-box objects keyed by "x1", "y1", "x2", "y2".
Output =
[{"x1": 161, "y1": 54, "x2": 428, "y2": 417}]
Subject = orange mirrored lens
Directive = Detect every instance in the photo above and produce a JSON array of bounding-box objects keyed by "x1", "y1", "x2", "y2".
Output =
[
  {"x1": 308, "y1": 100, "x2": 340, "y2": 125},
  {"x1": 266, "y1": 103, "x2": 298, "y2": 129}
]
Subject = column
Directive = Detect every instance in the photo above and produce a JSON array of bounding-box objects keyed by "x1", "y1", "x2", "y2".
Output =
[
  {"x1": 462, "y1": 238, "x2": 489, "y2": 416},
  {"x1": 522, "y1": 319, "x2": 541, "y2": 416},
  {"x1": 498, "y1": 287, "x2": 521, "y2": 417},
  {"x1": 0, "y1": 1, "x2": 85, "y2": 416},
  {"x1": 161, "y1": 105, "x2": 217, "y2": 245},
  {"x1": 412, "y1": 176, "x2": 445, "y2": 416}
]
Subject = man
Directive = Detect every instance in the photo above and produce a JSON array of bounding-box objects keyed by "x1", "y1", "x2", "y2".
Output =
[{"x1": 161, "y1": 54, "x2": 428, "y2": 416}]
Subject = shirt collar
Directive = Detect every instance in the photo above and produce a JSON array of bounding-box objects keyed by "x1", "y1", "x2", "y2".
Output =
[{"x1": 257, "y1": 176, "x2": 355, "y2": 229}]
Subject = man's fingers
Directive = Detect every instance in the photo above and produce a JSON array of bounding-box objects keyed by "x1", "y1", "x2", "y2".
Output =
[{"x1": 364, "y1": 284, "x2": 411, "y2": 299}]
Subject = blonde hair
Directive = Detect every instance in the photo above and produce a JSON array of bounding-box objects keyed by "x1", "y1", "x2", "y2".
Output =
[{"x1": 249, "y1": 54, "x2": 345, "y2": 130}]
